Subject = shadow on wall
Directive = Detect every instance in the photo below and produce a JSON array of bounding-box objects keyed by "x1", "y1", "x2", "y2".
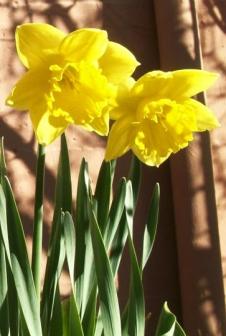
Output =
[
  {"x1": 203, "y1": 0, "x2": 226, "y2": 33},
  {"x1": 201, "y1": 0, "x2": 226, "y2": 207}
]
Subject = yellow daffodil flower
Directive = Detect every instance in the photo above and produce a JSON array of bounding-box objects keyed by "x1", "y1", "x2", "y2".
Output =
[
  {"x1": 6, "y1": 23, "x2": 139, "y2": 145},
  {"x1": 105, "y1": 70, "x2": 219, "y2": 166}
]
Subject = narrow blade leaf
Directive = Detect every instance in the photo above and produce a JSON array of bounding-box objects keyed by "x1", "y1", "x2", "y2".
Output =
[
  {"x1": 104, "y1": 178, "x2": 127, "y2": 249},
  {"x1": 49, "y1": 285, "x2": 63, "y2": 336},
  {"x1": 11, "y1": 254, "x2": 42, "y2": 336},
  {"x1": 82, "y1": 286, "x2": 97, "y2": 336},
  {"x1": 141, "y1": 183, "x2": 160, "y2": 271},
  {"x1": 125, "y1": 181, "x2": 145, "y2": 336},
  {"x1": 75, "y1": 159, "x2": 94, "y2": 314},
  {"x1": 110, "y1": 210, "x2": 128, "y2": 276},
  {"x1": 0, "y1": 240, "x2": 9, "y2": 336},
  {"x1": 41, "y1": 213, "x2": 65, "y2": 333},
  {"x1": 2, "y1": 177, "x2": 42, "y2": 335},
  {"x1": 89, "y1": 207, "x2": 121, "y2": 336},
  {"x1": 155, "y1": 302, "x2": 186, "y2": 336},
  {"x1": 64, "y1": 212, "x2": 76, "y2": 287},
  {"x1": 94, "y1": 160, "x2": 112, "y2": 233},
  {"x1": 62, "y1": 293, "x2": 84, "y2": 336},
  {"x1": 128, "y1": 155, "x2": 141, "y2": 208},
  {"x1": 0, "y1": 137, "x2": 6, "y2": 183},
  {"x1": 52, "y1": 133, "x2": 72, "y2": 244}
]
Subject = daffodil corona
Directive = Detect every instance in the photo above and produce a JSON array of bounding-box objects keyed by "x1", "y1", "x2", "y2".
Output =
[
  {"x1": 6, "y1": 23, "x2": 139, "y2": 145},
  {"x1": 105, "y1": 70, "x2": 219, "y2": 166}
]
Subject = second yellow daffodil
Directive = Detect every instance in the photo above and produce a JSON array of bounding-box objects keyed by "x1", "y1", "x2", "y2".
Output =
[
  {"x1": 6, "y1": 23, "x2": 139, "y2": 145},
  {"x1": 105, "y1": 70, "x2": 219, "y2": 166}
]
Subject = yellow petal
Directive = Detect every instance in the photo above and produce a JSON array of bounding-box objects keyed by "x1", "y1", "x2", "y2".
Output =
[
  {"x1": 132, "y1": 71, "x2": 172, "y2": 98},
  {"x1": 182, "y1": 98, "x2": 220, "y2": 131},
  {"x1": 105, "y1": 116, "x2": 136, "y2": 161},
  {"x1": 6, "y1": 68, "x2": 50, "y2": 110},
  {"x1": 99, "y1": 42, "x2": 140, "y2": 84},
  {"x1": 88, "y1": 111, "x2": 109, "y2": 136},
  {"x1": 169, "y1": 70, "x2": 219, "y2": 98},
  {"x1": 60, "y1": 28, "x2": 108, "y2": 62},
  {"x1": 110, "y1": 78, "x2": 137, "y2": 120},
  {"x1": 132, "y1": 70, "x2": 218, "y2": 100},
  {"x1": 16, "y1": 23, "x2": 65, "y2": 68},
  {"x1": 30, "y1": 107, "x2": 68, "y2": 145}
]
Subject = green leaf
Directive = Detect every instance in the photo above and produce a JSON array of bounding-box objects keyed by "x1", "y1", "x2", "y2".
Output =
[
  {"x1": 63, "y1": 212, "x2": 87, "y2": 334},
  {"x1": 141, "y1": 183, "x2": 160, "y2": 270},
  {"x1": 124, "y1": 181, "x2": 134, "y2": 237},
  {"x1": 62, "y1": 298, "x2": 69, "y2": 336},
  {"x1": 89, "y1": 206, "x2": 121, "y2": 336},
  {"x1": 1, "y1": 177, "x2": 30, "y2": 268},
  {"x1": 7, "y1": 268, "x2": 19, "y2": 336},
  {"x1": 51, "y1": 134, "x2": 72, "y2": 244},
  {"x1": 0, "y1": 137, "x2": 6, "y2": 184},
  {"x1": 125, "y1": 181, "x2": 145, "y2": 336},
  {"x1": 1, "y1": 176, "x2": 42, "y2": 335},
  {"x1": 94, "y1": 160, "x2": 112, "y2": 233},
  {"x1": 64, "y1": 212, "x2": 76, "y2": 287},
  {"x1": 155, "y1": 302, "x2": 186, "y2": 336},
  {"x1": 55, "y1": 133, "x2": 72, "y2": 213},
  {"x1": 41, "y1": 212, "x2": 65, "y2": 334},
  {"x1": 68, "y1": 294, "x2": 84, "y2": 336},
  {"x1": 128, "y1": 155, "x2": 141, "y2": 208},
  {"x1": 49, "y1": 285, "x2": 63, "y2": 336},
  {"x1": 0, "y1": 185, "x2": 10, "y2": 266},
  {"x1": 75, "y1": 158, "x2": 90, "y2": 280},
  {"x1": 109, "y1": 210, "x2": 128, "y2": 276},
  {"x1": 104, "y1": 178, "x2": 127, "y2": 249},
  {"x1": 62, "y1": 293, "x2": 84, "y2": 336},
  {"x1": 121, "y1": 303, "x2": 128, "y2": 336},
  {"x1": 0, "y1": 184, "x2": 19, "y2": 335},
  {"x1": 0, "y1": 240, "x2": 9, "y2": 336},
  {"x1": 82, "y1": 286, "x2": 97, "y2": 336},
  {"x1": 11, "y1": 254, "x2": 42, "y2": 336},
  {"x1": 75, "y1": 159, "x2": 94, "y2": 315},
  {"x1": 42, "y1": 134, "x2": 71, "y2": 333},
  {"x1": 94, "y1": 313, "x2": 103, "y2": 336}
]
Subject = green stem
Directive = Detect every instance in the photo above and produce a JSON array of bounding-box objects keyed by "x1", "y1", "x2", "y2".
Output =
[{"x1": 32, "y1": 144, "x2": 46, "y2": 303}]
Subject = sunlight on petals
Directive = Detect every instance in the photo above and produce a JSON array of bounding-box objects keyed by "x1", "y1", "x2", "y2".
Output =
[
  {"x1": 106, "y1": 69, "x2": 219, "y2": 166},
  {"x1": 6, "y1": 23, "x2": 139, "y2": 145},
  {"x1": 16, "y1": 23, "x2": 66, "y2": 68},
  {"x1": 99, "y1": 42, "x2": 140, "y2": 84}
]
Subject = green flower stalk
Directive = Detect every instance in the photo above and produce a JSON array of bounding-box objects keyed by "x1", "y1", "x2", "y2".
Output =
[{"x1": 32, "y1": 144, "x2": 46, "y2": 304}]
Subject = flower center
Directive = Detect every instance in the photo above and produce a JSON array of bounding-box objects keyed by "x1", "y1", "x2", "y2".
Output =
[
  {"x1": 46, "y1": 60, "x2": 116, "y2": 126},
  {"x1": 136, "y1": 98, "x2": 176, "y2": 123}
]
